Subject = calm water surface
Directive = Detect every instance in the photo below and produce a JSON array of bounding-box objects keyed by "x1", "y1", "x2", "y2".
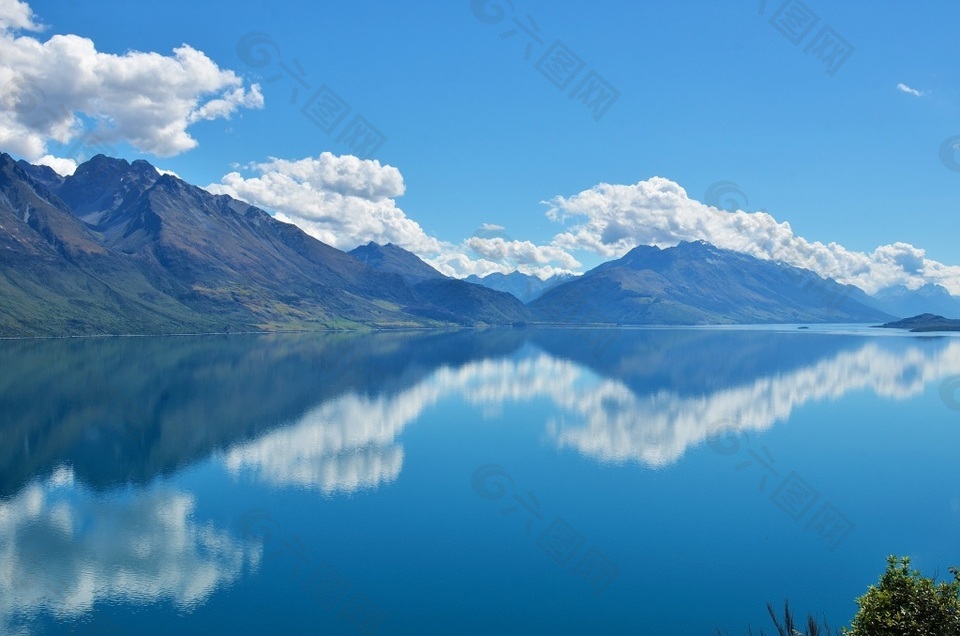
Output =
[{"x1": 2, "y1": 327, "x2": 960, "y2": 634}]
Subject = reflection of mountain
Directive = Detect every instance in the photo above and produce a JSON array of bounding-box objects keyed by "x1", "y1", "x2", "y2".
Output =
[
  {"x1": 0, "y1": 468, "x2": 258, "y2": 633},
  {"x1": 484, "y1": 330, "x2": 960, "y2": 465},
  {"x1": 6, "y1": 328, "x2": 960, "y2": 497},
  {"x1": 542, "y1": 338, "x2": 960, "y2": 465},
  {"x1": 528, "y1": 328, "x2": 861, "y2": 397},
  {"x1": 225, "y1": 332, "x2": 960, "y2": 483},
  {"x1": 0, "y1": 330, "x2": 526, "y2": 497}
]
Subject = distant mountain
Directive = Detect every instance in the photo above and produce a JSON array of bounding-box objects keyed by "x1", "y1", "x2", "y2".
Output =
[
  {"x1": 348, "y1": 242, "x2": 446, "y2": 285},
  {"x1": 411, "y1": 278, "x2": 532, "y2": 325},
  {"x1": 465, "y1": 271, "x2": 576, "y2": 303},
  {"x1": 345, "y1": 242, "x2": 537, "y2": 323},
  {"x1": 529, "y1": 241, "x2": 895, "y2": 324},
  {"x1": 2, "y1": 153, "x2": 534, "y2": 336},
  {"x1": 863, "y1": 284, "x2": 960, "y2": 319},
  {"x1": 877, "y1": 313, "x2": 960, "y2": 332}
]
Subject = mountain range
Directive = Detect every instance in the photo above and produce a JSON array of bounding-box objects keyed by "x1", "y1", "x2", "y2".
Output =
[
  {"x1": 4, "y1": 152, "x2": 956, "y2": 336},
  {"x1": 530, "y1": 240, "x2": 894, "y2": 324},
  {"x1": 1, "y1": 153, "x2": 531, "y2": 335},
  {"x1": 464, "y1": 271, "x2": 575, "y2": 303},
  {"x1": 864, "y1": 284, "x2": 960, "y2": 318}
]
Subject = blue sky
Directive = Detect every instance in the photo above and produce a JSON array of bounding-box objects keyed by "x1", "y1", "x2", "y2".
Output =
[{"x1": 5, "y1": 0, "x2": 960, "y2": 291}]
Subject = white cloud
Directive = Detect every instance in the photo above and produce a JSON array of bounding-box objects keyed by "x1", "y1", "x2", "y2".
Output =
[
  {"x1": 208, "y1": 152, "x2": 440, "y2": 255},
  {"x1": 480, "y1": 223, "x2": 505, "y2": 231},
  {"x1": 465, "y1": 236, "x2": 581, "y2": 270},
  {"x1": 0, "y1": 0, "x2": 39, "y2": 32},
  {"x1": 426, "y1": 252, "x2": 573, "y2": 280},
  {"x1": 255, "y1": 153, "x2": 404, "y2": 200},
  {"x1": 544, "y1": 177, "x2": 960, "y2": 294},
  {"x1": 896, "y1": 82, "x2": 924, "y2": 97},
  {"x1": 35, "y1": 153, "x2": 75, "y2": 176},
  {"x1": 207, "y1": 153, "x2": 580, "y2": 280},
  {"x1": 0, "y1": 2, "x2": 263, "y2": 161}
]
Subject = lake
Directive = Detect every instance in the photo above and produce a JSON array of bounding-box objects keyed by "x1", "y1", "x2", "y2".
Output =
[{"x1": 2, "y1": 326, "x2": 960, "y2": 634}]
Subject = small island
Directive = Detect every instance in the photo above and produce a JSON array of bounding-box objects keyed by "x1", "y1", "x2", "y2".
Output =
[{"x1": 876, "y1": 313, "x2": 960, "y2": 332}]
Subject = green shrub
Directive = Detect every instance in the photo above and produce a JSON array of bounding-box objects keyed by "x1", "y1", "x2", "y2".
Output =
[{"x1": 844, "y1": 555, "x2": 960, "y2": 636}]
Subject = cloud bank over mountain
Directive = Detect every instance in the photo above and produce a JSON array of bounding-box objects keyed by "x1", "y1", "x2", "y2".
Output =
[
  {"x1": 207, "y1": 153, "x2": 579, "y2": 279},
  {"x1": 545, "y1": 178, "x2": 960, "y2": 295},
  {"x1": 210, "y1": 154, "x2": 960, "y2": 294}
]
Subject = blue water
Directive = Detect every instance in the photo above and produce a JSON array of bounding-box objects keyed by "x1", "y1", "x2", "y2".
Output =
[{"x1": 2, "y1": 327, "x2": 960, "y2": 634}]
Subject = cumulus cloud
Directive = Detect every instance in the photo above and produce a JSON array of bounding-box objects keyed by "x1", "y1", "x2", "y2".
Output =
[
  {"x1": 208, "y1": 152, "x2": 440, "y2": 255},
  {"x1": 896, "y1": 82, "x2": 924, "y2": 97},
  {"x1": 207, "y1": 152, "x2": 578, "y2": 280},
  {"x1": 255, "y1": 153, "x2": 404, "y2": 200},
  {"x1": 35, "y1": 153, "x2": 76, "y2": 176},
  {"x1": 0, "y1": 0, "x2": 39, "y2": 31},
  {"x1": 208, "y1": 152, "x2": 960, "y2": 292},
  {"x1": 465, "y1": 236, "x2": 581, "y2": 270},
  {"x1": 544, "y1": 177, "x2": 960, "y2": 294},
  {"x1": 0, "y1": 1, "x2": 263, "y2": 161}
]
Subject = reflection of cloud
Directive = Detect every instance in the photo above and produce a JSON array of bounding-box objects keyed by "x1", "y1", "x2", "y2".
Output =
[
  {"x1": 0, "y1": 467, "x2": 259, "y2": 633},
  {"x1": 221, "y1": 357, "x2": 589, "y2": 493},
  {"x1": 439, "y1": 339, "x2": 960, "y2": 467},
  {"x1": 545, "y1": 340, "x2": 960, "y2": 466},
  {"x1": 222, "y1": 385, "x2": 445, "y2": 493},
  {"x1": 225, "y1": 337, "x2": 960, "y2": 491}
]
